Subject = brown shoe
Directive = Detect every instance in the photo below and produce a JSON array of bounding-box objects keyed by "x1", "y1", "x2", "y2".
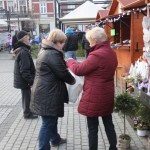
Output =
[{"x1": 51, "y1": 138, "x2": 67, "y2": 147}]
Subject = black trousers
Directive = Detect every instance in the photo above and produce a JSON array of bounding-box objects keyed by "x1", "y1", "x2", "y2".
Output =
[
  {"x1": 21, "y1": 88, "x2": 31, "y2": 117},
  {"x1": 87, "y1": 114, "x2": 117, "y2": 150}
]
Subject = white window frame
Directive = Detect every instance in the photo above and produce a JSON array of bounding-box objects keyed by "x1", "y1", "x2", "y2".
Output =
[
  {"x1": 19, "y1": 0, "x2": 25, "y2": 6},
  {"x1": 7, "y1": 1, "x2": 14, "y2": 12},
  {"x1": 68, "y1": 5, "x2": 75, "y2": 9},
  {"x1": 0, "y1": 1, "x2": 3, "y2": 9},
  {"x1": 40, "y1": 2, "x2": 47, "y2": 14},
  {"x1": 19, "y1": 0, "x2": 27, "y2": 13}
]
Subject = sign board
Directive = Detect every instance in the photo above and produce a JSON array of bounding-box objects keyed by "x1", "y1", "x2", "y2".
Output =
[{"x1": 110, "y1": 29, "x2": 115, "y2": 36}]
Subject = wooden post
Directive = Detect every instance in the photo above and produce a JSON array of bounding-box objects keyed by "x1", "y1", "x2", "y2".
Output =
[{"x1": 130, "y1": 13, "x2": 134, "y2": 63}]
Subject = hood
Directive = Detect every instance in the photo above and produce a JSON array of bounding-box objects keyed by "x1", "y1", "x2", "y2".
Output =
[
  {"x1": 65, "y1": 28, "x2": 74, "y2": 35},
  {"x1": 42, "y1": 39, "x2": 63, "y2": 54}
]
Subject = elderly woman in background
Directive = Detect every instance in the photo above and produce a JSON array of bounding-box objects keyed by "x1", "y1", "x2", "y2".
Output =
[
  {"x1": 30, "y1": 29, "x2": 75, "y2": 150},
  {"x1": 67, "y1": 27, "x2": 118, "y2": 150}
]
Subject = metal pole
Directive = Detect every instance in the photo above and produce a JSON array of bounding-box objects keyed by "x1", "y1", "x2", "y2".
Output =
[
  {"x1": 17, "y1": 0, "x2": 20, "y2": 31},
  {"x1": 7, "y1": 10, "x2": 11, "y2": 33},
  {"x1": 54, "y1": 0, "x2": 57, "y2": 28},
  {"x1": 58, "y1": 4, "x2": 61, "y2": 29},
  {"x1": 17, "y1": 14, "x2": 20, "y2": 31}
]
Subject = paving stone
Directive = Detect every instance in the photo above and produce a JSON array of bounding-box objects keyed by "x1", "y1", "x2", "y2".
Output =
[{"x1": 0, "y1": 52, "x2": 149, "y2": 150}]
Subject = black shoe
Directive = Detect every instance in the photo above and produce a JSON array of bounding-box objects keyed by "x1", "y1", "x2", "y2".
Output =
[
  {"x1": 51, "y1": 138, "x2": 67, "y2": 147},
  {"x1": 24, "y1": 113, "x2": 38, "y2": 119}
]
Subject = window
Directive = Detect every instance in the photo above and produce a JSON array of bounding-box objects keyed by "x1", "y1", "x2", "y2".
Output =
[
  {"x1": 20, "y1": 6, "x2": 26, "y2": 13},
  {"x1": 7, "y1": 1, "x2": 14, "y2": 12},
  {"x1": 39, "y1": 24, "x2": 50, "y2": 34},
  {"x1": 40, "y1": 2, "x2": 47, "y2": 14},
  {"x1": 19, "y1": 0, "x2": 25, "y2": 5},
  {"x1": 120, "y1": 16, "x2": 131, "y2": 42},
  {"x1": 0, "y1": 1, "x2": 3, "y2": 9},
  {"x1": 113, "y1": 20, "x2": 120, "y2": 44},
  {"x1": 19, "y1": 0, "x2": 26, "y2": 13},
  {"x1": 111, "y1": 15, "x2": 131, "y2": 46},
  {"x1": 68, "y1": 5, "x2": 75, "y2": 9}
]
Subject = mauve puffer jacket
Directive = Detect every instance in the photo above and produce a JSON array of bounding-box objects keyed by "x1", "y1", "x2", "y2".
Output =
[{"x1": 67, "y1": 41, "x2": 118, "y2": 117}]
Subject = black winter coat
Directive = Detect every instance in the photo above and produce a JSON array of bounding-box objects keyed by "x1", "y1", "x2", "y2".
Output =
[
  {"x1": 14, "y1": 42, "x2": 35, "y2": 89},
  {"x1": 63, "y1": 33, "x2": 78, "y2": 52},
  {"x1": 82, "y1": 34, "x2": 90, "y2": 50},
  {"x1": 12, "y1": 35, "x2": 18, "y2": 49},
  {"x1": 30, "y1": 40, "x2": 75, "y2": 117}
]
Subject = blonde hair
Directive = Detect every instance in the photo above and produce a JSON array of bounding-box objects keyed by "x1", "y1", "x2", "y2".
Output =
[
  {"x1": 86, "y1": 27, "x2": 107, "y2": 43},
  {"x1": 47, "y1": 29, "x2": 67, "y2": 43}
]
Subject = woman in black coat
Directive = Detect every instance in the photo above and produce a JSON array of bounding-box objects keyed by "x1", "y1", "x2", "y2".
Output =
[{"x1": 30, "y1": 29, "x2": 75, "y2": 150}]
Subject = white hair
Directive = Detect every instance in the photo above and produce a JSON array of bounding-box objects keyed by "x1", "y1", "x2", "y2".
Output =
[{"x1": 86, "y1": 27, "x2": 107, "y2": 43}]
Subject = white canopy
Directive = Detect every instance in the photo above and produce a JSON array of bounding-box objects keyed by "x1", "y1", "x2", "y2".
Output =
[
  {"x1": 0, "y1": 19, "x2": 7, "y2": 27},
  {"x1": 60, "y1": 1, "x2": 101, "y2": 24}
]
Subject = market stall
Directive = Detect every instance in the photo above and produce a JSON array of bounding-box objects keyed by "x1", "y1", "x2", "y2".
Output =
[
  {"x1": 59, "y1": 1, "x2": 101, "y2": 25},
  {"x1": 96, "y1": 0, "x2": 149, "y2": 76}
]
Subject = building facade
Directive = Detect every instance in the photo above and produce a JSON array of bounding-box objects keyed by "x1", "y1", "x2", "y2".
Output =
[
  {"x1": 32, "y1": 0, "x2": 55, "y2": 37},
  {"x1": 0, "y1": 0, "x2": 86, "y2": 37},
  {"x1": 0, "y1": 0, "x2": 32, "y2": 32}
]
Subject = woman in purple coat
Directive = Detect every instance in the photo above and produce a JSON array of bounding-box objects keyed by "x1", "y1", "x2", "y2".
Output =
[{"x1": 67, "y1": 27, "x2": 118, "y2": 150}]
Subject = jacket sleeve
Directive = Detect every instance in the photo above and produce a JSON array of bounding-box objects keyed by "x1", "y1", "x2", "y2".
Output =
[
  {"x1": 12, "y1": 36, "x2": 15, "y2": 49},
  {"x1": 63, "y1": 35, "x2": 70, "y2": 52},
  {"x1": 46, "y1": 52, "x2": 75, "y2": 85},
  {"x1": 67, "y1": 53, "x2": 99, "y2": 76},
  {"x1": 19, "y1": 51, "x2": 35, "y2": 86}
]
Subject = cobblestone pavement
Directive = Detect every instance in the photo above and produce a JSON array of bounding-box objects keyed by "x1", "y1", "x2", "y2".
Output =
[{"x1": 0, "y1": 51, "x2": 150, "y2": 150}]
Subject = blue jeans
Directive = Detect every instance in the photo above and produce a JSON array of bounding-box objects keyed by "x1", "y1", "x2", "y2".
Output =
[
  {"x1": 7, "y1": 45, "x2": 12, "y2": 53},
  {"x1": 65, "y1": 51, "x2": 77, "y2": 60},
  {"x1": 39, "y1": 116, "x2": 61, "y2": 150}
]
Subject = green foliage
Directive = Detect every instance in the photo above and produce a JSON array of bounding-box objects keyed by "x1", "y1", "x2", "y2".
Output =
[
  {"x1": 30, "y1": 44, "x2": 39, "y2": 58},
  {"x1": 136, "y1": 73, "x2": 142, "y2": 82},
  {"x1": 114, "y1": 92, "x2": 139, "y2": 116},
  {"x1": 137, "y1": 103, "x2": 150, "y2": 125},
  {"x1": 119, "y1": 134, "x2": 131, "y2": 140},
  {"x1": 125, "y1": 77, "x2": 134, "y2": 83},
  {"x1": 136, "y1": 123, "x2": 148, "y2": 130},
  {"x1": 77, "y1": 42, "x2": 85, "y2": 57}
]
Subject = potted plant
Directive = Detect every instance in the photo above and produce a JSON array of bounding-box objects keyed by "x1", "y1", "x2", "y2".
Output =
[
  {"x1": 125, "y1": 76, "x2": 134, "y2": 84},
  {"x1": 114, "y1": 92, "x2": 139, "y2": 149},
  {"x1": 136, "y1": 101, "x2": 150, "y2": 137},
  {"x1": 136, "y1": 123, "x2": 148, "y2": 136}
]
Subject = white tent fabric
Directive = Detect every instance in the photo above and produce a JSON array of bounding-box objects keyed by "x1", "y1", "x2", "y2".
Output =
[
  {"x1": 0, "y1": 19, "x2": 7, "y2": 27},
  {"x1": 60, "y1": 1, "x2": 102, "y2": 24}
]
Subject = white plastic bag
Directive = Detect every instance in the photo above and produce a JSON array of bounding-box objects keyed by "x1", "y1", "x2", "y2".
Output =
[{"x1": 66, "y1": 70, "x2": 84, "y2": 103}]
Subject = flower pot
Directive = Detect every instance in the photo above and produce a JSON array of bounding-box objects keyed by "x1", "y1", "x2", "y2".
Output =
[
  {"x1": 117, "y1": 137, "x2": 131, "y2": 149},
  {"x1": 137, "y1": 129, "x2": 147, "y2": 136}
]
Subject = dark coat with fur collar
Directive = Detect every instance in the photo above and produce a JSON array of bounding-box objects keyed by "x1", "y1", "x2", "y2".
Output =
[{"x1": 30, "y1": 40, "x2": 75, "y2": 117}]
